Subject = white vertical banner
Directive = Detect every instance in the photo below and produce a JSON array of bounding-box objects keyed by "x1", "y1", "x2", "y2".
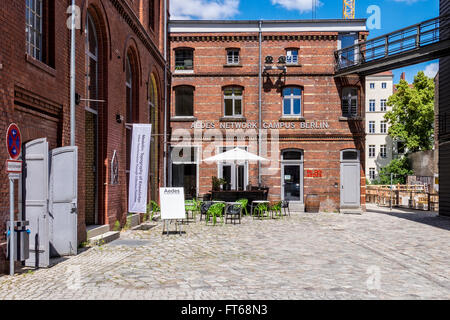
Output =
[{"x1": 128, "y1": 124, "x2": 152, "y2": 213}]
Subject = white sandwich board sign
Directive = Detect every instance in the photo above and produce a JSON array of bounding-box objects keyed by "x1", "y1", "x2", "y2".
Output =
[{"x1": 160, "y1": 188, "x2": 185, "y2": 220}]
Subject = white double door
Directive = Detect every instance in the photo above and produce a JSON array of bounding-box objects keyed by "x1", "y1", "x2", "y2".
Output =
[
  {"x1": 219, "y1": 162, "x2": 247, "y2": 191},
  {"x1": 218, "y1": 147, "x2": 248, "y2": 191}
]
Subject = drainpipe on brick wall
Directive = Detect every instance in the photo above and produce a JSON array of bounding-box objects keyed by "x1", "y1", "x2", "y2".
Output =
[
  {"x1": 258, "y1": 20, "x2": 262, "y2": 186},
  {"x1": 163, "y1": 0, "x2": 168, "y2": 187},
  {"x1": 70, "y1": 0, "x2": 76, "y2": 146}
]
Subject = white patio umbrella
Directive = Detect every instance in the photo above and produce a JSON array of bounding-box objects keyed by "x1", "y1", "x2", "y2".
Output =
[
  {"x1": 203, "y1": 147, "x2": 269, "y2": 163},
  {"x1": 203, "y1": 147, "x2": 269, "y2": 191}
]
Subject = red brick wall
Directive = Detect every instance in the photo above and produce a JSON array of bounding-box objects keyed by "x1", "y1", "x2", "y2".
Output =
[
  {"x1": 0, "y1": 0, "x2": 167, "y2": 273},
  {"x1": 169, "y1": 31, "x2": 366, "y2": 212}
]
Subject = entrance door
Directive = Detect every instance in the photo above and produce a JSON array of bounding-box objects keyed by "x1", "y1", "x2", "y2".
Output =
[
  {"x1": 24, "y1": 138, "x2": 49, "y2": 268},
  {"x1": 282, "y1": 165, "x2": 302, "y2": 201},
  {"x1": 49, "y1": 147, "x2": 78, "y2": 257},
  {"x1": 340, "y1": 150, "x2": 361, "y2": 208},
  {"x1": 281, "y1": 149, "x2": 304, "y2": 202}
]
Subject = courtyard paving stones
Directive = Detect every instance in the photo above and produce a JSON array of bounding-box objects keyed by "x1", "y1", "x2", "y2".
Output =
[{"x1": 0, "y1": 204, "x2": 449, "y2": 300}]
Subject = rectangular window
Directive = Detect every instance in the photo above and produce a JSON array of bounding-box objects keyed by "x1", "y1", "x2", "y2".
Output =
[
  {"x1": 370, "y1": 83, "x2": 375, "y2": 89},
  {"x1": 175, "y1": 86, "x2": 194, "y2": 116},
  {"x1": 227, "y1": 49, "x2": 240, "y2": 65},
  {"x1": 286, "y1": 49, "x2": 298, "y2": 65},
  {"x1": 369, "y1": 145, "x2": 375, "y2": 158},
  {"x1": 283, "y1": 87, "x2": 302, "y2": 116},
  {"x1": 369, "y1": 100, "x2": 376, "y2": 112},
  {"x1": 338, "y1": 33, "x2": 357, "y2": 67},
  {"x1": 369, "y1": 121, "x2": 375, "y2": 133},
  {"x1": 382, "y1": 82, "x2": 387, "y2": 89},
  {"x1": 380, "y1": 121, "x2": 387, "y2": 134},
  {"x1": 171, "y1": 146, "x2": 198, "y2": 199},
  {"x1": 342, "y1": 87, "x2": 358, "y2": 117},
  {"x1": 380, "y1": 145, "x2": 387, "y2": 158},
  {"x1": 369, "y1": 168, "x2": 376, "y2": 180},
  {"x1": 224, "y1": 87, "x2": 243, "y2": 117},
  {"x1": 380, "y1": 99, "x2": 387, "y2": 111},
  {"x1": 175, "y1": 49, "x2": 193, "y2": 70},
  {"x1": 26, "y1": 0, "x2": 43, "y2": 61}
]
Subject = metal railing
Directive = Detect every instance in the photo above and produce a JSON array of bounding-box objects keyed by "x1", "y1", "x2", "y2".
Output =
[
  {"x1": 335, "y1": 15, "x2": 450, "y2": 72},
  {"x1": 366, "y1": 184, "x2": 439, "y2": 212}
]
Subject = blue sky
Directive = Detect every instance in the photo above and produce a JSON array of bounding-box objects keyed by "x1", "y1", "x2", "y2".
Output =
[{"x1": 170, "y1": 0, "x2": 440, "y2": 82}]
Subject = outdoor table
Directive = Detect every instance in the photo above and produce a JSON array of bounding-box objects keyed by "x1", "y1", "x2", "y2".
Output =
[{"x1": 251, "y1": 200, "x2": 270, "y2": 218}]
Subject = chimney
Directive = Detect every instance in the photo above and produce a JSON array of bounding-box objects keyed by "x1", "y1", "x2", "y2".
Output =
[{"x1": 400, "y1": 72, "x2": 406, "y2": 80}]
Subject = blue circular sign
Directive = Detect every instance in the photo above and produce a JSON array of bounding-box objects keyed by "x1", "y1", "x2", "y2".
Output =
[{"x1": 6, "y1": 124, "x2": 21, "y2": 160}]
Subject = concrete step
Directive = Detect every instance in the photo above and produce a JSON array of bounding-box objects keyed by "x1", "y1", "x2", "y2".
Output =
[
  {"x1": 89, "y1": 231, "x2": 120, "y2": 246},
  {"x1": 340, "y1": 208, "x2": 363, "y2": 214},
  {"x1": 289, "y1": 202, "x2": 305, "y2": 212},
  {"x1": 86, "y1": 225, "x2": 110, "y2": 240},
  {"x1": 127, "y1": 213, "x2": 141, "y2": 229}
]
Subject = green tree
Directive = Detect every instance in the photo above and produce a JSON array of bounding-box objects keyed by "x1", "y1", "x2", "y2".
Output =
[
  {"x1": 372, "y1": 156, "x2": 413, "y2": 185},
  {"x1": 384, "y1": 71, "x2": 435, "y2": 152}
]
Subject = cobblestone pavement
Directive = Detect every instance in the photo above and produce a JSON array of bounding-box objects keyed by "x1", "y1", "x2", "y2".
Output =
[{"x1": 0, "y1": 204, "x2": 449, "y2": 300}]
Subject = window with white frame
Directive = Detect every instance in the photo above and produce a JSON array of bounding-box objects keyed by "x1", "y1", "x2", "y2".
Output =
[
  {"x1": 224, "y1": 87, "x2": 243, "y2": 117},
  {"x1": 380, "y1": 120, "x2": 387, "y2": 134},
  {"x1": 369, "y1": 100, "x2": 376, "y2": 112},
  {"x1": 380, "y1": 99, "x2": 387, "y2": 111},
  {"x1": 283, "y1": 87, "x2": 302, "y2": 116},
  {"x1": 382, "y1": 82, "x2": 387, "y2": 89},
  {"x1": 369, "y1": 145, "x2": 375, "y2": 158},
  {"x1": 227, "y1": 49, "x2": 240, "y2": 65},
  {"x1": 175, "y1": 48, "x2": 194, "y2": 70},
  {"x1": 370, "y1": 83, "x2": 375, "y2": 89},
  {"x1": 26, "y1": 0, "x2": 43, "y2": 61},
  {"x1": 286, "y1": 49, "x2": 298, "y2": 65},
  {"x1": 380, "y1": 145, "x2": 387, "y2": 158},
  {"x1": 369, "y1": 168, "x2": 376, "y2": 180},
  {"x1": 369, "y1": 121, "x2": 375, "y2": 133}
]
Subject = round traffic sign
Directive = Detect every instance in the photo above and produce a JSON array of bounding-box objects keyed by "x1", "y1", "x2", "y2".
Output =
[{"x1": 6, "y1": 123, "x2": 21, "y2": 160}]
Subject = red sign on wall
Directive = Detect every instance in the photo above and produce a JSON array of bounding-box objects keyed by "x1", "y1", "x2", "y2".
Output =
[{"x1": 306, "y1": 170, "x2": 323, "y2": 178}]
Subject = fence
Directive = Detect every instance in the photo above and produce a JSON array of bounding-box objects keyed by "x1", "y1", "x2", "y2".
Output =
[{"x1": 366, "y1": 184, "x2": 439, "y2": 212}]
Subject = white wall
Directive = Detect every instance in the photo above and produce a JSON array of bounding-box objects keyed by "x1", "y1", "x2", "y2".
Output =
[{"x1": 365, "y1": 74, "x2": 394, "y2": 182}]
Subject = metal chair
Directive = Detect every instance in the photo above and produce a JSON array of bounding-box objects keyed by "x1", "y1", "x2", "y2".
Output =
[
  {"x1": 281, "y1": 200, "x2": 290, "y2": 216},
  {"x1": 225, "y1": 203, "x2": 242, "y2": 224},
  {"x1": 200, "y1": 201, "x2": 213, "y2": 221}
]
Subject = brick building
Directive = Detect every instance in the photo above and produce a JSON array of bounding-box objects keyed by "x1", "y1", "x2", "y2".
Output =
[
  {"x1": 168, "y1": 19, "x2": 368, "y2": 213},
  {"x1": 0, "y1": 0, "x2": 168, "y2": 273}
]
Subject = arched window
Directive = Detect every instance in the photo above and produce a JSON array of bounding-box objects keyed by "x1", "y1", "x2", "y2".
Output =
[
  {"x1": 126, "y1": 55, "x2": 133, "y2": 123},
  {"x1": 342, "y1": 87, "x2": 358, "y2": 117},
  {"x1": 86, "y1": 13, "x2": 98, "y2": 112},
  {"x1": 223, "y1": 87, "x2": 243, "y2": 117},
  {"x1": 282, "y1": 87, "x2": 302, "y2": 116},
  {"x1": 282, "y1": 149, "x2": 303, "y2": 161}
]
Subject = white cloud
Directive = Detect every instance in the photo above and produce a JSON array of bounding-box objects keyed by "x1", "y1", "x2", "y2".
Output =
[
  {"x1": 270, "y1": 0, "x2": 322, "y2": 13},
  {"x1": 170, "y1": 0, "x2": 240, "y2": 20},
  {"x1": 424, "y1": 62, "x2": 439, "y2": 78}
]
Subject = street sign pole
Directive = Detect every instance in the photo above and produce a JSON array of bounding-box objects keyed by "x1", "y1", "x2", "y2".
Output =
[
  {"x1": 9, "y1": 176, "x2": 14, "y2": 276},
  {"x1": 6, "y1": 123, "x2": 22, "y2": 276}
]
